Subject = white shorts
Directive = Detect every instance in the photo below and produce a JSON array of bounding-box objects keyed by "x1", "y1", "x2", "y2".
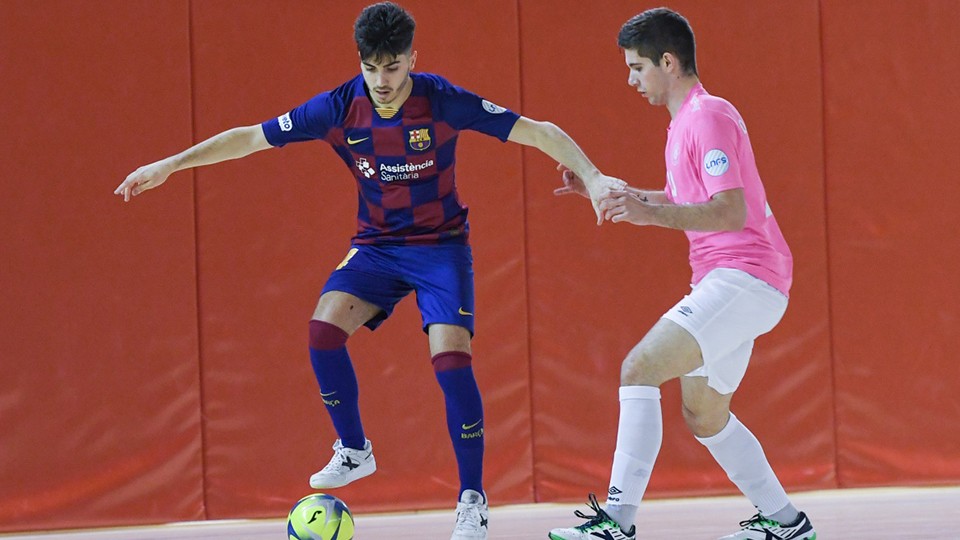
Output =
[{"x1": 662, "y1": 268, "x2": 788, "y2": 395}]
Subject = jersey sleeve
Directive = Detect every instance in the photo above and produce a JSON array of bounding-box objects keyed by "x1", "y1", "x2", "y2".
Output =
[
  {"x1": 260, "y1": 91, "x2": 340, "y2": 147},
  {"x1": 692, "y1": 109, "x2": 745, "y2": 196},
  {"x1": 428, "y1": 75, "x2": 520, "y2": 141}
]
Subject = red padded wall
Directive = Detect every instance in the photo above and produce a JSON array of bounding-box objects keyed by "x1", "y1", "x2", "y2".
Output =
[
  {"x1": 822, "y1": 0, "x2": 960, "y2": 486},
  {"x1": 0, "y1": 0, "x2": 202, "y2": 532}
]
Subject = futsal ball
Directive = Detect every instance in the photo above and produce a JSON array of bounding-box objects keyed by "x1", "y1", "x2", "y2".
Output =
[{"x1": 287, "y1": 493, "x2": 354, "y2": 540}]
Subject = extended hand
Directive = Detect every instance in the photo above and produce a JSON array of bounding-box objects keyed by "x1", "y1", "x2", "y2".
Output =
[
  {"x1": 598, "y1": 189, "x2": 655, "y2": 225},
  {"x1": 588, "y1": 175, "x2": 628, "y2": 225},
  {"x1": 554, "y1": 165, "x2": 628, "y2": 225},
  {"x1": 114, "y1": 160, "x2": 174, "y2": 202},
  {"x1": 554, "y1": 164, "x2": 590, "y2": 198}
]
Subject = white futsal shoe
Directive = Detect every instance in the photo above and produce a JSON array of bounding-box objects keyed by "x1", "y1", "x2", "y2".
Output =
[
  {"x1": 451, "y1": 489, "x2": 489, "y2": 540},
  {"x1": 548, "y1": 493, "x2": 636, "y2": 540},
  {"x1": 718, "y1": 511, "x2": 816, "y2": 540},
  {"x1": 309, "y1": 439, "x2": 376, "y2": 489}
]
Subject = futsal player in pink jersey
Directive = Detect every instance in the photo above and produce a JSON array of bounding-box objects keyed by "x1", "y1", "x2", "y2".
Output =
[{"x1": 549, "y1": 8, "x2": 815, "y2": 540}]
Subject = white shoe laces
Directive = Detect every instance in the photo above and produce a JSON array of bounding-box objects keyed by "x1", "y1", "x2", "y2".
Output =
[
  {"x1": 454, "y1": 503, "x2": 482, "y2": 532},
  {"x1": 320, "y1": 442, "x2": 359, "y2": 474}
]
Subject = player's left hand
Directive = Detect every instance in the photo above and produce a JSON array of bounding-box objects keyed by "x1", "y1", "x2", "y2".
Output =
[
  {"x1": 598, "y1": 189, "x2": 655, "y2": 225},
  {"x1": 587, "y1": 175, "x2": 628, "y2": 225}
]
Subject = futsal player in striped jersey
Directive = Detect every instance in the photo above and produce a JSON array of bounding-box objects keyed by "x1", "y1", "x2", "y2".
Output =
[
  {"x1": 114, "y1": 3, "x2": 622, "y2": 539},
  {"x1": 548, "y1": 8, "x2": 815, "y2": 540}
]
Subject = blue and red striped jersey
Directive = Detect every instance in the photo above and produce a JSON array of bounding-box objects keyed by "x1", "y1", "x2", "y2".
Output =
[{"x1": 261, "y1": 73, "x2": 520, "y2": 245}]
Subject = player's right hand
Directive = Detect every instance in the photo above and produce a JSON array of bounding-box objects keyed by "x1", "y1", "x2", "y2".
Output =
[
  {"x1": 554, "y1": 164, "x2": 591, "y2": 199},
  {"x1": 114, "y1": 160, "x2": 174, "y2": 202}
]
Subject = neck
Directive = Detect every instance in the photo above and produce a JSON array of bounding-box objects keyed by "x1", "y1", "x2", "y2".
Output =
[{"x1": 666, "y1": 76, "x2": 700, "y2": 118}]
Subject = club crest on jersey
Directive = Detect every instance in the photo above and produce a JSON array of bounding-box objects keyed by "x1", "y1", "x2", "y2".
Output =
[{"x1": 408, "y1": 128, "x2": 432, "y2": 151}]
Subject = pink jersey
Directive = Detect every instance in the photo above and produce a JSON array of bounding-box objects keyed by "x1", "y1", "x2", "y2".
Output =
[{"x1": 664, "y1": 83, "x2": 793, "y2": 296}]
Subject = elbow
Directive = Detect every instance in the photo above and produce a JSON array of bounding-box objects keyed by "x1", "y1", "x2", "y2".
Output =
[
  {"x1": 712, "y1": 190, "x2": 746, "y2": 231},
  {"x1": 725, "y1": 209, "x2": 747, "y2": 231},
  {"x1": 534, "y1": 120, "x2": 563, "y2": 147}
]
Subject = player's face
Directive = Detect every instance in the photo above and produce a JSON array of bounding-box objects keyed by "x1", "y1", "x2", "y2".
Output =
[
  {"x1": 624, "y1": 49, "x2": 668, "y2": 106},
  {"x1": 361, "y1": 51, "x2": 417, "y2": 107}
]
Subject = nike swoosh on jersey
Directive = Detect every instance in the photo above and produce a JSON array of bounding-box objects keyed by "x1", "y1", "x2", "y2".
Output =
[
  {"x1": 347, "y1": 136, "x2": 370, "y2": 145},
  {"x1": 320, "y1": 391, "x2": 337, "y2": 397},
  {"x1": 461, "y1": 419, "x2": 482, "y2": 430},
  {"x1": 458, "y1": 307, "x2": 473, "y2": 316}
]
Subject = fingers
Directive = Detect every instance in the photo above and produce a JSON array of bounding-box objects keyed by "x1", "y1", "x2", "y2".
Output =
[
  {"x1": 114, "y1": 181, "x2": 133, "y2": 202},
  {"x1": 598, "y1": 194, "x2": 629, "y2": 222},
  {"x1": 116, "y1": 170, "x2": 139, "y2": 201},
  {"x1": 116, "y1": 180, "x2": 138, "y2": 202}
]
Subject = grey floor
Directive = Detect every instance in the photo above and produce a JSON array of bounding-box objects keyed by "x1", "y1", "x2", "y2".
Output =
[{"x1": 3, "y1": 486, "x2": 959, "y2": 539}]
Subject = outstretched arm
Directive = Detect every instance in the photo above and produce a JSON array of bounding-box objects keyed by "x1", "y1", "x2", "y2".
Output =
[
  {"x1": 599, "y1": 187, "x2": 746, "y2": 231},
  {"x1": 507, "y1": 116, "x2": 625, "y2": 224},
  {"x1": 554, "y1": 169, "x2": 671, "y2": 204},
  {"x1": 114, "y1": 125, "x2": 272, "y2": 202}
]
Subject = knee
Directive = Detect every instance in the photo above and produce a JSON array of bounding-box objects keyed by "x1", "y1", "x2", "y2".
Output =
[
  {"x1": 309, "y1": 320, "x2": 349, "y2": 350},
  {"x1": 620, "y1": 347, "x2": 663, "y2": 387},
  {"x1": 682, "y1": 404, "x2": 729, "y2": 438}
]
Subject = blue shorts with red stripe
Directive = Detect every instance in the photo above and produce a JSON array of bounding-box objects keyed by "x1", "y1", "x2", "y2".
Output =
[{"x1": 321, "y1": 243, "x2": 476, "y2": 335}]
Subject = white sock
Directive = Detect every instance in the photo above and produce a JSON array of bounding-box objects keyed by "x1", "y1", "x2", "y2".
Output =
[
  {"x1": 697, "y1": 413, "x2": 792, "y2": 517},
  {"x1": 605, "y1": 385, "x2": 662, "y2": 530}
]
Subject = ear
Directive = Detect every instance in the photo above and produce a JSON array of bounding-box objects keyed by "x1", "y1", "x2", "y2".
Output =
[
  {"x1": 660, "y1": 51, "x2": 681, "y2": 75},
  {"x1": 409, "y1": 50, "x2": 418, "y2": 70}
]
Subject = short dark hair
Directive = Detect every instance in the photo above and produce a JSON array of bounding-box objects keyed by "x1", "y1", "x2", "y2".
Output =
[
  {"x1": 354, "y1": 2, "x2": 416, "y2": 63},
  {"x1": 617, "y1": 7, "x2": 697, "y2": 76}
]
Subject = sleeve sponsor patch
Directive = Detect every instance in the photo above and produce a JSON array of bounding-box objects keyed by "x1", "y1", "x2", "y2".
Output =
[
  {"x1": 703, "y1": 149, "x2": 730, "y2": 177},
  {"x1": 481, "y1": 99, "x2": 506, "y2": 114},
  {"x1": 277, "y1": 112, "x2": 293, "y2": 132}
]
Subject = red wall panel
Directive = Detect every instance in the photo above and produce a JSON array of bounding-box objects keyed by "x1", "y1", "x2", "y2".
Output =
[
  {"x1": 0, "y1": 0, "x2": 202, "y2": 532},
  {"x1": 188, "y1": 0, "x2": 530, "y2": 518},
  {"x1": 519, "y1": 0, "x2": 835, "y2": 501},
  {"x1": 822, "y1": 0, "x2": 960, "y2": 486}
]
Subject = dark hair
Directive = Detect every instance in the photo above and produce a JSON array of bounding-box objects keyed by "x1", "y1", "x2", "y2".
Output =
[
  {"x1": 617, "y1": 7, "x2": 697, "y2": 76},
  {"x1": 354, "y1": 2, "x2": 416, "y2": 63}
]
